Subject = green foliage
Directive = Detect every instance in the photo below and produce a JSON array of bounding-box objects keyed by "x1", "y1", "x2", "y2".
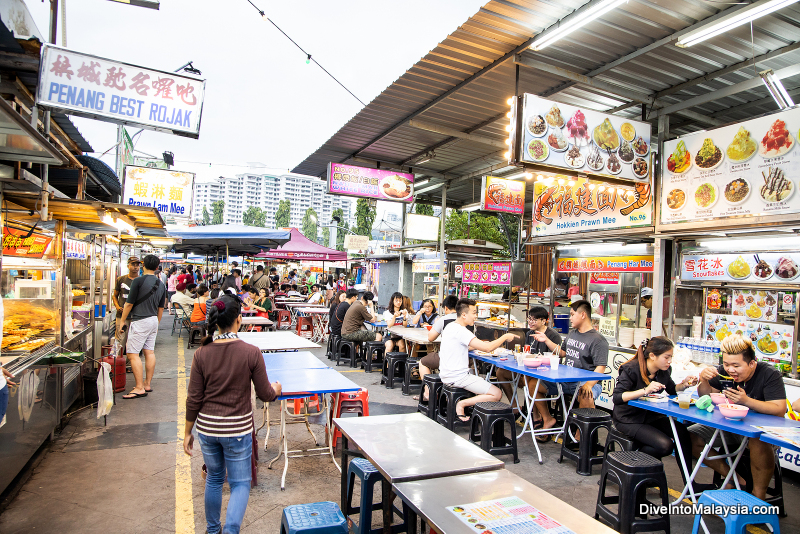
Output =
[
  {"x1": 275, "y1": 200, "x2": 291, "y2": 228},
  {"x1": 321, "y1": 226, "x2": 331, "y2": 247},
  {"x1": 211, "y1": 200, "x2": 224, "y2": 225},
  {"x1": 242, "y1": 205, "x2": 266, "y2": 227},
  {"x1": 445, "y1": 209, "x2": 510, "y2": 256},
  {"x1": 331, "y1": 208, "x2": 346, "y2": 251},
  {"x1": 202, "y1": 206, "x2": 210, "y2": 225},
  {"x1": 301, "y1": 208, "x2": 319, "y2": 242},
  {"x1": 353, "y1": 198, "x2": 375, "y2": 237},
  {"x1": 414, "y1": 203, "x2": 434, "y2": 216}
]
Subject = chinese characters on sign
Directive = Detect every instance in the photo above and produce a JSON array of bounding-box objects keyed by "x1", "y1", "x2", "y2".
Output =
[
  {"x1": 480, "y1": 176, "x2": 525, "y2": 215},
  {"x1": 122, "y1": 166, "x2": 194, "y2": 219},
  {"x1": 37, "y1": 44, "x2": 205, "y2": 138},
  {"x1": 558, "y1": 256, "x2": 654, "y2": 273},
  {"x1": 532, "y1": 176, "x2": 652, "y2": 237},
  {"x1": 462, "y1": 262, "x2": 511, "y2": 285},
  {"x1": 3, "y1": 227, "x2": 52, "y2": 258},
  {"x1": 681, "y1": 252, "x2": 800, "y2": 283},
  {"x1": 327, "y1": 163, "x2": 415, "y2": 203},
  {"x1": 66, "y1": 239, "x2": 87, "y2": 260}
]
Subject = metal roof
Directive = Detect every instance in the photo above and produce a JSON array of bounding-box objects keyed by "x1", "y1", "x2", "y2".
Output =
[{"x1": 293, "y1": 0, "x2": 800, "y2": 207}]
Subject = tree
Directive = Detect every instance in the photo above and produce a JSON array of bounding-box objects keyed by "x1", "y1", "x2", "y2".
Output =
[
  {"x1": 275, "y1": 200, "x2": 291, "y2": 228},
  {"x1": 414, "y1": 203, "x2": 434, "y2": 216},
  {"x1": 211, "y1": 200, "x2": 224, "y2": 225},
  {"x1": 301, "y1": 208, "x2": 319, "y2": 242},
  {"x1": 242, "y1": 205, "x2": 266, "y2": 227},
  {"x1": 331, "y1": 208, "x2": 346, "y2": 251},
  {"x1": 321, "y1": 226, "x2": 331, "y2": 247},
  {"x1": 202, "y1": 206, "x2": 210, "y2": 225},
  {"x1": 353, "y1": 198, "x2": 375, "y2": 237},
  {"x1": 445, "y1": 209, "x2": 510, "y2": 256}
]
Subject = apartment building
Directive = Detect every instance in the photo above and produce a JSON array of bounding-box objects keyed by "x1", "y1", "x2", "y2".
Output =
[{"x1": 192, "y1": 173, "x2": 351, "y2": 232}]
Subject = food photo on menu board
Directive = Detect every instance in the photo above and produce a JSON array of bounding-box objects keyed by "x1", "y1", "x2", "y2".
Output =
[
  {"x1": 519, "y1": 94, "x2": 652, "y2": 182},
  {"x1": 661, "y1": 107, "x2": 800, "y2": 224},
  {"x1": 705, "y1": 313, "x2": 794, "y2": 363}
]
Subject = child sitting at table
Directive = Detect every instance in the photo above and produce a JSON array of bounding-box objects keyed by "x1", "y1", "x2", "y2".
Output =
[
  {"x1": 439, "y1": 298, "x2": 518, "y2": 422},
  {"x1": 612, "y1": 336, "x2": 696, "y2": 484}
]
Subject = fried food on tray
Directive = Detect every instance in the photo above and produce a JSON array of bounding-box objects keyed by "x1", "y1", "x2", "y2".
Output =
[{"x1": 6, "y1": 338, "x2": 49, "y2": 352}]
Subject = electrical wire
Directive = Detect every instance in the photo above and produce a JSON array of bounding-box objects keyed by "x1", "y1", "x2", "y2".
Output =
[{"x1": 245, "y1": 1, "x2": 366, "y2": 107}]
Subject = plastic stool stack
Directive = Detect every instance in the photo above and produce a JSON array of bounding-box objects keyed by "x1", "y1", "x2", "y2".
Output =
[
  {"x1": 280, "y1": 501, "x2": 348, "y2": 534},
  {"x1": 327, "y1": 389, "x2": 369, "y2": 448},
  {"x1": 691, "y1": 489, "x2": 780, "y2": 534}
]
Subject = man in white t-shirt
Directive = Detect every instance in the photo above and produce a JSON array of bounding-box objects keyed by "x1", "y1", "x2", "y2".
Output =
[
  {"x1": 439, "y1": 298, "x2": 518, "y2": 422},
  {"x1": 307, "y1": 284, "x2": 323, "y2": 304}
]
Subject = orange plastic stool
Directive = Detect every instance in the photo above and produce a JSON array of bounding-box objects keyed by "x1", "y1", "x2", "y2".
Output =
[
  {"x1": 276, "y1": 309, "x2": 291, "y2": 329},
  {"x1": 291, "y1": 395, "x2": 320, "y2": 414},
  {"x1": 328, "y1": 389, "x2": 369, "y2": 448},
  {"x1": 296, "y1": 316, "x2": 313, "y2": 338}
]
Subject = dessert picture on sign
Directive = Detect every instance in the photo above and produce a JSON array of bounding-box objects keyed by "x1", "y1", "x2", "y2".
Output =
[{"x1": 759, "y1": 119, "x2": 794, "y2": 157}]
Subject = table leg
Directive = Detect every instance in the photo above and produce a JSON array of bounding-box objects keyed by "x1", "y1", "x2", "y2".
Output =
[
  {"x1": 668, "y1": 416, "x2": 697, "y2": 504},
  {"x1": 340, "y1": 435, "x2": 349, "y2": 513},
  {"x1": 554, "y1": 383, "x2": 576, "y2": 443},
  {"x1": 521, "y1": 378, "x2": 544, "y2": 464},
  {"x1": 382, "y1": 478, "x2": 393, "y2": 534},
  {"x1": 328, "y1": 393, "x2": 343, "y2": 472},
  {"x1": 717, "y1": 434, "x2": 748, "y2": 491}
]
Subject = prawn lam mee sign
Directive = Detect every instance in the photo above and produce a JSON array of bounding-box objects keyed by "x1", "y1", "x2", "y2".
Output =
[
  {"x1": 481, "y1": 176, "x2": 525, "y2": 215},
  {"x1": 531, "y1": 176, "x2": 652, "y2": 237},
  {"x1": 327, "y1": 163, "x2": 414, "y2": 203},
  {"x1": 462, "y1": 262, "x2": 511, "y2": 285}
]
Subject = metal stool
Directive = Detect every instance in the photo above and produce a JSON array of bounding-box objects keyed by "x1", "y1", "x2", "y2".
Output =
[
  {"x1": 468, "y1": 402, "x2": 519, "y2": 463},
  {"x1": 381, "y1": 352, "x2": 407, "y2": 389},
  {"x1": 558, "y1": 408, "x2": 611, "y2": 476},
  {"x1": 362, "y1": 341, "x2": 385, "y2": 373},
  {"x1": 436, "y1": 383, "x2": 474, "y2": 431},
  {"x1": 402, "y1": 358, "x2": 421, "y2": 396},
  {"x1": 280, "y1": 501, "x2": 348, "y2": 534},
  {"x1": 417, "y1": 374, "x2": 443, "y2": 419},
  {"x1": 595, "y1": 451, "x2": 670, "y2": 534},
  {"x1": 692, "y1": 490, "x2": 781, "y2": 534}
]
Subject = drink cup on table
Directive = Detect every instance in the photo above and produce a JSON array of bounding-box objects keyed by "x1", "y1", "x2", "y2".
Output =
[
  {"x1": 550, "y1": 354, "x2": 559, "y2": 370},
  {"x1": 678, "y1": 392, "x2": 692, "y2": 409}
]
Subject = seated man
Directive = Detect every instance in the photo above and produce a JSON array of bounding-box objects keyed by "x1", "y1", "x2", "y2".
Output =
[
  {"x1": 287, "y1": 284, "x2": 303, "y2": 298},
  {"x1": 495, "y1": 306, "x2": 562, "y2": 415},
  {"x1": 307, "y1": 284, "x2": 324, "y2": 304},
  {"x1": 439, "y1": 299, "x2": 518, "y2": 422},
  {"x1": 416, "y1": 295, "x2": 458, "y2": 401},
  {"x1": 689, "y1": 334, "x2": 786, "y2": 500},
  {"x1": 341, "y1": 291, "x2": 383, "y2": 344},
  {"x1": 531, "y1": 299, "x2": 607, "y2": 442},
  {"x1": 170, "y1": 282, "x2": 195, "y2": 316},
  {"x1": 331, "y1": 289, "x2": 358, "y2": 338}
]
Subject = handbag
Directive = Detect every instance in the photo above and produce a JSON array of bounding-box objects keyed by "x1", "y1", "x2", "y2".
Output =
[{"x1": 256, "y1": 311, "x2": 270, "y2": 318}]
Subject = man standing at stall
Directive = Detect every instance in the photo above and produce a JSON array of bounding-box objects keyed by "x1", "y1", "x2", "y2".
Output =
[
  {"x1": 117, "y1": 254, "x2": 167, "y2": 400},
  {"x1": 113, "y1": 256, "x2": 141, "y2": 353}
]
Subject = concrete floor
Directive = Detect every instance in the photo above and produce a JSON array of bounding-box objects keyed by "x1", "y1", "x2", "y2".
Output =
[{"x1": 0, "y1": 315, "x2": 798, "y2": 533}]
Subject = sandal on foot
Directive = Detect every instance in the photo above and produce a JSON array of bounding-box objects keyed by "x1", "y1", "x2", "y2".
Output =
[
  {"x1": 412, "y1": 395, "x2": 419, "y2": 401},
  {"x1": 123, "y1": 391, "x2": 148, "y2": 399},
  {"x1": 457, "y1": 415, "x2": 470, "y2": 423},
  {"x1": 535, "y1": 434, "x2": 551, "y2": 443}
]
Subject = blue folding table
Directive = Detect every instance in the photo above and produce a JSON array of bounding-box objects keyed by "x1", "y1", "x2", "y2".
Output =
[
  {"x1": 470, "y1": 351, "x2": 611, "y2": 464},
  {"x1": 262, "y1": 350, "x2": 329, "y2": 370}
]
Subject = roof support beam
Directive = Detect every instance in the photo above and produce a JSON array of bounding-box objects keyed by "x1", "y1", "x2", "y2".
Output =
[{"x1": 407, "y1": 120, "x2": 508, "y2": 149}]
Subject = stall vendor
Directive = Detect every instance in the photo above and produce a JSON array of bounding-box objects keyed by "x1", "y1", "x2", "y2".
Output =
[{"x1": 641, "y1": 287, "x2": 653, "y2": 329}]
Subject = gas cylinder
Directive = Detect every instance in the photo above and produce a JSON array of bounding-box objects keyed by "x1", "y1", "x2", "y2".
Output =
[{"x1": 101, "y1": 345, "x2": 127, "y2": 393}]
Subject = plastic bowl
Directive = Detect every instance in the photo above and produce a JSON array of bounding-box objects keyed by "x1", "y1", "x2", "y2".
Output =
[
  {"x1": 523, "y1": 358, "x2": 543, "y2": 368},
  {"x1": 710, "y1": 393, "x2": 727, "y2": 405},
  {"x1": 719, "y1": 404, "x2": 749, "y2": 420},
  {"x1": 424, "y1": 324, "x2": 432, "y2": 331}
]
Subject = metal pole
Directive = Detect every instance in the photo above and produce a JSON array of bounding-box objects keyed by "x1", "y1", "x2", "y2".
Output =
[
  {"x1": 115, "y1": 126, "x2": 123, "y2": 201},
  {"x1": 398, "y1": 207, "x2": 406, "y2": 294},
  {"x1": 652, "y1": 239, "x2": 667, "y2": 336},
  {"x1": 438, "y1": 184, "x2": 447, "y2": 302}
]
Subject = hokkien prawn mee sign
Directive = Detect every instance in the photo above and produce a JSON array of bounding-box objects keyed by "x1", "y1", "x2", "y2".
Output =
[
  {"x1": 36, "y1": 44, "x2": 205, "y2": 138},
  {"x1": 531, "y1": 176, "x2": 652, "y2": 237},
  {"x1": 481, "y1": 176, "x2": 525, "y2": 215}
]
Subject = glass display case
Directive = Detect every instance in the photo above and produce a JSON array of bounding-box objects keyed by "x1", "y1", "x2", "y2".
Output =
[{"x1": 460, "y1": 261, "x2": 531, "y2": 341}]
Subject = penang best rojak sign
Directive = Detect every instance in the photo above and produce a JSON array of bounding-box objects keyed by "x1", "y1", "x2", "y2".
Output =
[{"x1": 36, "y1": 44, "x2": 205, "y2": 138}]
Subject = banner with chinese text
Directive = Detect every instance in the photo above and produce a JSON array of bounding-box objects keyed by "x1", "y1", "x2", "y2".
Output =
[
  {"x1": 558, "y1": 256, "x2": 653, "y2": 273},
  {"x1": 327, "y1": 163, "x2": 414, "y2": 203},
  {"x1": 122, "y1": 166, "x2": 194, "y2": 219},
  {"x1": 531, "y1": 176, "x2": 652, "y2": 237},
  {"x1": 37, "y1": 44, "x2": 205, "y2": 138},
  {"x1": 480, "y1": 176, "x2": 525, "y2": 215},
  {"x1": 462, "y1": 262, "x2": 511, "y2": 285},
  {"x1": 66, "y1": 239, "x2": 87, "y2": 260},
  {"x1": 3, "y1": 227, "x2": 52, "y2": 258},
  {"x1": 681, "y1": 252, "x2": 800, "y2": 283}
]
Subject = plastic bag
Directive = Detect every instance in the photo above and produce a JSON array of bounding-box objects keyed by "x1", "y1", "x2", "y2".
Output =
[
  {"x1": 97, "y1": 362, "x2": 113, "y2": 418},
  {"x1": 112, "y1": 338, "x2": 123, "y2": 358}
]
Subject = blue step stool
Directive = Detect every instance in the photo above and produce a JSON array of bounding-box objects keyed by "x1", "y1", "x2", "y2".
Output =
[
  {"x1": 691, "y1": 490, "x2": 780, "y2": 534},
  {"x1": 280, "y1": 501, "x2": 348, "y2": 534},
  {"x1": 345, "y1": 458, "x2": 410, "y2": 534}
]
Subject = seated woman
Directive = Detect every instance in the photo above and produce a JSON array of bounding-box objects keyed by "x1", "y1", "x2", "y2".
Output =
[
  {"x1": 189, "y1": 284, "x2": 210, "y2": 327},
  {"x1": 613, "y1": 336, "x2": 696, "y2": 484},
  {"x1": 411, "y1": 299, "x2": 438, "y2": 327},
  {"x1": 252, "y1": 287, "x2": 275, "y2": 321},
  {"x1": 383, "y1": 292, "x2": 409, "y2": 353}
]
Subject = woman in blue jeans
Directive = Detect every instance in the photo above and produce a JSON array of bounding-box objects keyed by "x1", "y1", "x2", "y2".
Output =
[{"x1": 184, "y1": 294, "x2": 281, "y2": 534}]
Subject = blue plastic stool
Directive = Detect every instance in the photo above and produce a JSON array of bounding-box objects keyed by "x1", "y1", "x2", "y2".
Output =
[
  {"x1": 346, "y1": 458, "x2": 385, "y2": 533},
  {"x1": 691, "y1": 490, "x2": 781, "y2": 534},
  {"x1": 280, "y1": 501, "x2": 348, "y2": 534}
]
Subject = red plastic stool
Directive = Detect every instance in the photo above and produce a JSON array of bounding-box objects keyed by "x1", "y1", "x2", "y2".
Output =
[
  {"x1": 296, "y1": 316, "x2": 313, "y2": 338},
  {"x1": 328, "y1": 389, "x2": 369, "y2": 448},
  {"x1": 276, "y1": 309, "x2": 291, "y2": 329},
  {"x1": 291, "y1": 395, "x2": 320, "y2": 414}
]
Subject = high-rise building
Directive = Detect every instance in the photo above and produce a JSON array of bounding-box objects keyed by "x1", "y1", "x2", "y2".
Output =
[{"x1": 192, "y1": 172, "x2": 351, "y2": 236}]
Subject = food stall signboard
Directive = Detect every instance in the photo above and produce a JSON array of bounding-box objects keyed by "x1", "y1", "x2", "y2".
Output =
[
  {"x1": 343, "y1": 234, "x2": 369, "y2": 252},
  {"x1": 518, "y1": 94, "x2": 652, "y2": 181},
  {"x1": 66, "y1": 239, "x2": 87, "y2": 260},
  {"x1": 480, "y1": 176, "x2": 525, "y2": 215},
  {"x1": 327, "y1": 163, "x2": 414, "y2": 203},
  {"x1": 590, "y1": 272, "x2": 619, "y2": 284},
  {"x1": 558, "y1": 256, "x2": 654, "y2": 273},
  {"x1": 123, "y1": 166, "x2": 194, "y2": 219},
  {"x1": 531, "y1": 176, "x2": 651, "y2": 237},
  {"x1": 661, "y1": 107, "x2": 800, "y2": 224},
  {"x1": 705, "y1": 313, "x2": 793, "y2": 363},
  {"x1": 3, "y1": 227, "x2": 52, "y2": 258},
  {"x1": 681, "y1": 252, "x2": 800, "y2": 283},
  {"x1": 462, "y1": 262, "x2": 510, "y2": 285},
  {"x1": 412, "y1": 260, "x2": 445, "y2": 273},
  {"x1": 36, "y1": 44, "x2": 205, "y2": 138}
]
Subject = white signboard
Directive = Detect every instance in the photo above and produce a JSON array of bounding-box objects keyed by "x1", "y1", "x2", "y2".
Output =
[
  {"x1": 123, "y1": 166, "x2": 194, "y2": 219},
  {"x1": 65, "y1": 239, "x2": 87, "y2": 260},
  {"x1": 405, "y1": 212, "x2": 440, "y2": 241},
  {"x1": 344, "y1": 234, "x2": 369, "y2": 252},
  {"x1": 36, "y1": 44, "x2": 205, "y2": 138}
]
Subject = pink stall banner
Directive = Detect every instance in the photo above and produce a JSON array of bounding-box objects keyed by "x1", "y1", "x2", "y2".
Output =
[
  {"x1": 328, "y1": 163, "x2": 414, "y2": 203},
  {"x1": 462, "y1": 262, "x2": 511, "y2": 285}
]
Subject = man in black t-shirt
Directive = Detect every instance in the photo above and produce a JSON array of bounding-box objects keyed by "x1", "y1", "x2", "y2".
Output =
[
  {"x1": 690, "y1": 334, "x2": 786, "y2": 500},
  {"x1": 114, "y1": 256, "x2": 141, "y2": 319},
  {"x1": 330, "y1": 288, "x2": 358, "y2": 337}
]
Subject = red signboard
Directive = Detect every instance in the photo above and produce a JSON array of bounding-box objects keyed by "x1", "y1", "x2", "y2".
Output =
[
  {"x1": 481, "y1": 176, "x2": 525, "y2": 215},
  {"x1": 2, "y1": 227, "x2": 52, "y2": 258}
]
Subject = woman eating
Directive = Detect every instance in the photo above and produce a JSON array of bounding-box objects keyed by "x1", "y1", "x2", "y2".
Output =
[
  {"x1": 612, "y1": 336, "x2": 696, "y2": 481},
  {"x1": 383, "y1": 292, "x2": 409, "y2": 353},
  {"x1": 411, "y1": 299, "x2": 438, "y2": 327},
  {"x1": 184, "y1": 294, "x2": 282, "y2": 534}
]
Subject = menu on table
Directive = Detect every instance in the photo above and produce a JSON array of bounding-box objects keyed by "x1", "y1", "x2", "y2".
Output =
[
  {"x1": 661, "y1": 107, "x2": 800, "y2": 224},
  {"x1": 704, "y1": 313, "x2": 794, "y2": 363},
  {"x1": 448, "y1": 497, "x2": 576, "y2": 534}
]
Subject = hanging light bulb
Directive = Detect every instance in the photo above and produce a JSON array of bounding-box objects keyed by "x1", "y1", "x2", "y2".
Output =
[
  {"x1": 505, "y1": 125, "x2": 512, "y2": 132},
  {"x1": 589, "y1": 184, "x2": 596, "y2": 190},
  {"x1": 558, "y1": 179, "x2": 565, "y2": 185},
  {"x1": 598, "y1": 186, "x2": 606, "y2": 192},
  {"x1": 536, "y1": 174, "x2": 544, "y2": 181},
  {"x1": 507, "y1": 97, "x2": 514, "y2": 105},
  {"x1": 567, "y1": 180, "x2": 575, "y2": 186},
  {"x1": 608, "y1": 187, "x2": 615, "y2": 194},
  {"x1": 525, "y1": 172, "x2": 533, "y2": 180},
  {"x1": 504, "y1": 151, "x2": 511, "y2": 159},
  {"x1": 505, "y1": 139, "x2": 511, "y2": 145},
  {"x1": 506, "y1": 111, "x2": 512, "y2": 118}
]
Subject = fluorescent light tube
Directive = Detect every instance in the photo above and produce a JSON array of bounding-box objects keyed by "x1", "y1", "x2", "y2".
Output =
[
  {"x1": 677, "y1": 0, "x2": 799, "y2": 47},
  {"x1": 531, "y1": 0, "x2": 628, "y2": 51},
  {"x1": 461, "y1": 202, "x2": 482, "y2": 212},
  {"x1": 760, "y1": 69, "x2": 795, "y2": 109}
]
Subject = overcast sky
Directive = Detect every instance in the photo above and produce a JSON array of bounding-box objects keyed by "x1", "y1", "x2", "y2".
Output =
[{"x1": 25, "y1": 0, "x2": 487, "y2": 190}]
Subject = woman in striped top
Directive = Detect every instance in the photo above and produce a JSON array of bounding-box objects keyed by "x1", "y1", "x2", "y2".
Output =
[{"x1": 184, "y1": 294, "x2": 281, "y2": 534}]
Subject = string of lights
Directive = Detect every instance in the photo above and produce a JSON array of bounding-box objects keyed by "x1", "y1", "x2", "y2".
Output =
[{"x1": 245, "y1": 0, "x2": 366, "y2": 107}]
